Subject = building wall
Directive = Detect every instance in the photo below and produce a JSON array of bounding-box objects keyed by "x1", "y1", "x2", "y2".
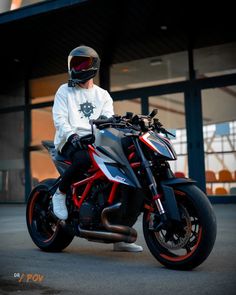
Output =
[{"x1": 0, "y1": 43, "x2": 236, "y2": 202}]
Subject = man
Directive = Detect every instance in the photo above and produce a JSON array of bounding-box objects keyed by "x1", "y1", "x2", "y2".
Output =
[{"x1": 52, "y1": 45, "x2": 143, "y2": 252}]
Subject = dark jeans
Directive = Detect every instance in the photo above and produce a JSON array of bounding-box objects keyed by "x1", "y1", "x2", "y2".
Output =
[{"x1": 58, "y1": 142, "x2": 91, "y2": 193}]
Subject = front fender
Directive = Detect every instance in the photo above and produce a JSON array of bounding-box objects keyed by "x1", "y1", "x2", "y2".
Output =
[
  {"x1": 161, "y1": 177, "x2": 196, "y2": 187},
  {"x1": 159, "y1": 178, "x2": 196, "y2": 222}
]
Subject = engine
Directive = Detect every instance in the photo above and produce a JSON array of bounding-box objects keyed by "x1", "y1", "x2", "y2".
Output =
[
  {"x1": 78, "y1": 182, "x2": 111, "y2": 229},
  {"x1": 79, "y1": 201, "x2": 102, "y2": 229}
]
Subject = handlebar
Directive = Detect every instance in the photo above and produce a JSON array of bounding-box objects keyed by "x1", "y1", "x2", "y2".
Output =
[
  {"x1": 90, "y1": 117, "x2": 116, "y2": 127},
  {"x1": 90, "y1": 109, "x2": 175, "y2": 138}
]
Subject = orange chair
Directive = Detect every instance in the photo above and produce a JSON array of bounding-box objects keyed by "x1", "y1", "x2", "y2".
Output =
[
  {"x1": 218, "y1": 169, "x2": 233, "y2": 182},
  {"x1": 215, "y1": 187, "x2": 228, "y2": 195},
  {"x1": 174, "y1": 171, "x2": 185, "y2": 178},
  {"x1": 234, "y1": 171, "x2": 236, "y2": 181},
  {"x1": 206, "y1": 187, "x2": 213, "y2": 195},
  {"x1": 205, "y1": 170, "x2": 218, "y2": 182}
]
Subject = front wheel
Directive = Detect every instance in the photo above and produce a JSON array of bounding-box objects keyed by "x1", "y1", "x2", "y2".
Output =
[
  {"x1": 143, "y1": 184, "x2": 217, "y2": 270},
  {"x1": 26, "y1": 179, "x2": 74, "y2": 252}
]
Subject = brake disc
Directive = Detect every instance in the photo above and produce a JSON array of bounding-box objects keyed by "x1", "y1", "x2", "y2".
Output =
[{"x1": 154, "y1": 205, "x2": 192, "y2": 250}]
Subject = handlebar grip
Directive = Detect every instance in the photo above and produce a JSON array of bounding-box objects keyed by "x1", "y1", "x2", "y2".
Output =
[{"x1": 90, "y1": 117, "x2": 115, "y2": 127}]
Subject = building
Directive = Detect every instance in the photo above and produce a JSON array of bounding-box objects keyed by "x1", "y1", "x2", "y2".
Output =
[{"x1": 0, "y1": 0, "x2": 236, "y2": 203}]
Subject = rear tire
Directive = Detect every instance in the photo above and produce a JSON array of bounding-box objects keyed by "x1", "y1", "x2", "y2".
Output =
[
  {"x1": 143, "y1": 184, "x2": 217, "y2": 270},
  {"x1": 26, "y1": 179, "x2": 74, "y2": 252}
]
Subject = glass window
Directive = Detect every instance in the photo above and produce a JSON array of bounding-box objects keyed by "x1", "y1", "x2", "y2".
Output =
[
  {"x1": 30, "y1": 107, "x2": 59, "y2": 184},
  {"x1": 148, "y1": 93, "x2": 188, "y2": 177},
  {"x1": 194, "y1": 42, "x2": 236, "y2": 78},
  {"x1": 111, "y1": 51, "x2": 188, "y2": 91},
  {"x1": 0, "y1": 81, "x2": 25, "y2": 108},
  {"x1": 202, "y1": 87, "x2": 236, "y2": 195},
  {"x1": 113, "y1": 98, "x2": 141, "y2": 116},
  {"x1": 29, "y1": 73, "x2": 100, "y2": 104},
  {"x1": 0, "y1": 0, "x2": 47, "y2": 13},
  {"x1": 31, "y1": 151, "x2": 59, "y2": 183},
  {"x1": 30, "y1": 73, "x2": 68, "y2": 104},
  {"x1": 0, "y1": 112, "x2": 25, "y2": 202},
  {"x1": 31, "y1": 107, "x2": 55, "y2": 146}
]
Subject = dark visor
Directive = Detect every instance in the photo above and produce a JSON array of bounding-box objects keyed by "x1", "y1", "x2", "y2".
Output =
[{"x1": 70, "y1": 56, "x2": 93, "y2": 71}]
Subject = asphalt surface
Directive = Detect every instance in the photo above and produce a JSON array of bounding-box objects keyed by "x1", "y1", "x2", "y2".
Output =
[{"x1": 0, "y1": 204, "x2": 236, "y2": 295}]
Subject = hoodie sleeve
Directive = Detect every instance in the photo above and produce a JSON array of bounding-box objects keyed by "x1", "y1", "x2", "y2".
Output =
[
  {"x1": 52, "y1": 86, "x2": 75, "y2": 141},
  {"x1": 100, "y1": 91, "x2": 114, "y2": 118}
]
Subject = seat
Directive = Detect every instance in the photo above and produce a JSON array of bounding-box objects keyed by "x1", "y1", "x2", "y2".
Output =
[
  {"x1": 174, "y1": 171, "x2": 185, "y2": 178},
  {"x1": 218, "y1": 169, "x2": 233, "y2": 182},
  {"x1": 205, "y1": 170, "x2": 218, "y2": 182},
  {"x1": 42, "y1": 140, "x2": 55, "y2": 150},
  {"x1": 215, "y1": 187, "x2": 228, "y2": 195},
  {"x1": 230, "y1": 187, "x2": 236, "y2": 195}
]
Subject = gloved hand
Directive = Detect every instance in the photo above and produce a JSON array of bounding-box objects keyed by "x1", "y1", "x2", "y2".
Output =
[
  {"x1": 67, "y1": 133, "x2": 83, "y2": 149},
  {"x1": 79, "y1": 134, "x2": 95, "y2": 147},
  {"x1": 67, "y1": 133, "x2": 95, "y2": 150},
  {"x1": 96, "y1": 115, "x2": 108, "y2": 120}
]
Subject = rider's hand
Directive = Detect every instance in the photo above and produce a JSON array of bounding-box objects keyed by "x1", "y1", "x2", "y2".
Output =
[
  {"x1": 67, "y1": 133, "x2": 95, "y2": 150},
  {"x1": 79, "y1": 134, "x2": 95, "y2": 147},
  {"x1": 67, "y1": 133, "x2": 83, "y2": 149},
  {"x1": 96, "y1": 115, "x2": 108, "y2": 120}
]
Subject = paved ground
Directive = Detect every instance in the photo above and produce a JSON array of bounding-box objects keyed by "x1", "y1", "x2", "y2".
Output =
[{"x1": 0, "y1": 204, "x2": 236, "y2": 295}]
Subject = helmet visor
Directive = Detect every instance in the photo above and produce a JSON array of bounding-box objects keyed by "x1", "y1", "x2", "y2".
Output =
[{"x1": 69, "y1": 56, "x2": 94, "y2": 71}]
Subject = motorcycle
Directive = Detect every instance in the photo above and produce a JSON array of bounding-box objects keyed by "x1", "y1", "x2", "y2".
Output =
[{"x1": 26, "y1": 109, "x2": 216, "y2": 270}]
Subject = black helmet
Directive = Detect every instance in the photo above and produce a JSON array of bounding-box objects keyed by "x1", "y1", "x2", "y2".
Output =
[{"x1": 68, "y1": 45, "x2": 100, "y2": 86}]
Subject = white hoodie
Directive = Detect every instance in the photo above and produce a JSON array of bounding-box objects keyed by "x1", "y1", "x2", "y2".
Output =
[{"x1": 52, "y1": 83, "x2": 114, "y2": 151}]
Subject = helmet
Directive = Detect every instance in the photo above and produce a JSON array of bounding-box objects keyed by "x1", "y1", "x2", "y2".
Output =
[{"x1": 68, "y1": 45, "x2": 100, "y2": 86}]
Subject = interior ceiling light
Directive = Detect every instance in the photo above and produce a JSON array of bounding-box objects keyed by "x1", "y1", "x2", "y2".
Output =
[
  {"x1": 160, "y1": 25, "x2": 168, "y2": 30},
  {"x1": 150, "y1": 58, "x2": 163, "y2": 66},
  {"x1": 121, "y1": 67, "x2": 129, "y2": 73}
]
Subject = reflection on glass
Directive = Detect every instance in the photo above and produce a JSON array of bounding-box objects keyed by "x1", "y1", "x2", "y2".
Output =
[
  {"x1": 31, "y1": 96, "x2": 54, "y2": 105},
  {"x1": 29, "y1": 72, "x2": 99, "y2": 103},
  {"x1": 149, "y1": 93, "x2": 188, "y2": 177},
  {"x1": 111, "y1": 51, "x2": 188, "y2": 91},
  {"x1": 0, "y1": 0, "x2": 47, "y2": 13},
  {"x1": 113, "y1": 98, "x2": 141, "y2": 116},
  {"x1": 0, "y1": 112, "x2": 25, "y2": 202},
  {"x1": 31, "y1": 107, "x2": 58, "y2": 184},
  {"x1": 31, "y1": 108, "x2": 54, "y2": 146},
  {"x1": 29, "y1": 73, "x2": 67, "y2": 103},
  {"x1": 194, "y1": 42, "x2": 236, "y2": 78},
  {"x1": 31, "y1": 151, "x2": 59, "y2": 184},
  {"x1": 202, "y1": 87, "x2": 236, "y2": 195}
]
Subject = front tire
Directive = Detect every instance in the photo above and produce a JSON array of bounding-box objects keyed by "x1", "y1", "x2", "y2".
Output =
[
  {"x1": 26, "y1": 179, "x2": 74, "y2": 252},
  {"x1": 143, "y1": 184, "x2": 217, "y2": 270}
]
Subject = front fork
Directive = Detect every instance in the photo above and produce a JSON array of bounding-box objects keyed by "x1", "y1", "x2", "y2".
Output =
[{"x1": 133, "y1": 139, "x2": 167, "y2": 223}]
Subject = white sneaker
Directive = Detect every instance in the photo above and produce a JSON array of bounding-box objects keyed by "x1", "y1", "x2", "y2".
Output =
[
  {"x1": 113, "y1": 242, "x2": 143, "y2": 252},
  {"x1": 52, "y1": 189, "x2": 68, "y2": 220}
]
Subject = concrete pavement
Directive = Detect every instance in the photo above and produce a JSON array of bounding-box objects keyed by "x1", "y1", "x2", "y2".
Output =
[{"x1": 0, "y1": 204, "x2": 236, "y2": 295}]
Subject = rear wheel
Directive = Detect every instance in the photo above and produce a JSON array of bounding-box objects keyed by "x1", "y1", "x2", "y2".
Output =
[
  {"x1": 143, "y1": 184, "x2": 217, "y2": 270},
  {"x1": 26, "y1": 179, "x2": 74, "y2": 252}
]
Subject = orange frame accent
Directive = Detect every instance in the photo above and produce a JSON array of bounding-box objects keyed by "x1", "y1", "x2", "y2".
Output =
[{"x1": 71, "y1": 146, "x2": 141, "y2": 209}]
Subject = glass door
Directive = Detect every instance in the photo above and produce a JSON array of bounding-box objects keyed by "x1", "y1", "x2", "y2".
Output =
[
  {"x1": 202, "y1": 86, "x2": 236, "y2": 196},
  {"x1": 0, "y1": 111, "x2": 25, "y2": 202},
  {"x1": 30, "y1": 107, "x2": 59, "y2": 186},
  {"x1": 148, "y1": 93, "x2": 187, "y2": 177}
]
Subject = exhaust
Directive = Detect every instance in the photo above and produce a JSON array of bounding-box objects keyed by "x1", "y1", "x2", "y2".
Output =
[{"x1": 78, "y1": 203, "x2": 137, "y2": 243}]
